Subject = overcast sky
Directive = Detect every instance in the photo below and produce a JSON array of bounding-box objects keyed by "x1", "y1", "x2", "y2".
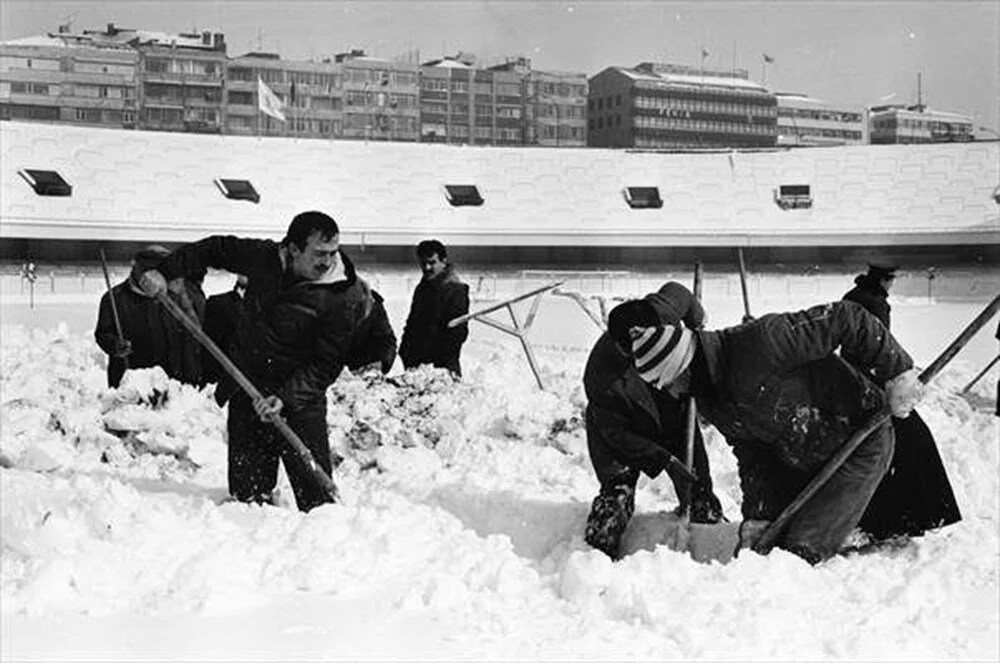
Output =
[{"x1": 3, "y1": 0, "x2": 997, "y2": 131}]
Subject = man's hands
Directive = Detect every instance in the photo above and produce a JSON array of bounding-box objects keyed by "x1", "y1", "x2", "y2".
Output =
[
  {"x1": 139, "y1": 269, "x2": 167, "y2": 298},
  {"x1": 112, "y1": 338, "x2": 133, "y2": 358},
  {"x1": 886, "y1": 368, "x2": 924, "y2": 418},
  {"x1": 253, "y1": 395, "x2": 284, "y2": 423}
]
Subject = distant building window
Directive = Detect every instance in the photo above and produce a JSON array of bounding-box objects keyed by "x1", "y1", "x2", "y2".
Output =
[
  {"x1": 443, "y1": 184, "x2": 484, "y2": 207},
  {"x1": 214, "y1": 178, "x2": 260, "y2": 204},
  {"x1": 18, "y1": 169, "x2": 72, "y2": 196},
  {"x1": 623, "y1": 187, "x2": 663, "y2": 209}
]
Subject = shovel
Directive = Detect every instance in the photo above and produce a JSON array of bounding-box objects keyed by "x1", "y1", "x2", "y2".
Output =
[{"x1": 155, "y1": 290, "x2": 340, "y2": 503}]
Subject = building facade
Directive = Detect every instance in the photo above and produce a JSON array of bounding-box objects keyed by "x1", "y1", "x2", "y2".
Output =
[
  {"x1": 0, "y1": 28, "x2": 139, "y2": 128},
  {"x1": 137, "y1": 33, "x2": 227, "y2": 134},
  {"x1": 775, "y1": 92, "x2": 866, "y2": 146},
  {"x1": 869, "y1": 104, "x2": 973, "y2": 144},
  {"x1": 588, "y1": 62, "x2": 777, "y2": 149}
]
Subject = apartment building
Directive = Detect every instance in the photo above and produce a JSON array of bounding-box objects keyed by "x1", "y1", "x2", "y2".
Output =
[
  {"x1": 775, "y1": 92, "x2": 866, "y2": 146},
  {"x1": 588, "y1": 62, "x2": 777, "y2": 149},
  {"x1": 0, "y1": 27, "x2": 139, "y2": 128},
  {"x1": 869, "y1": 104, "x2": 973, "y2": 144},
  {"x1": 490, "y1": 56, "x2": 587, "y2": 147}
]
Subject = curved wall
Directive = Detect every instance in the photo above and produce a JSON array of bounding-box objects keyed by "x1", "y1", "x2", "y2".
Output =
[{"x1": 1, "y1": 121, "x2": 998, "y2": 260}]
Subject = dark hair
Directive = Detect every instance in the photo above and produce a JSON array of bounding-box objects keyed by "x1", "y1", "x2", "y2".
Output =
[
  {"x1": 283, "y1": 211, "x2": 339, "y2": 250},
  {"x1": 133, "y1": 245, "x2": 170, "y2": 270},
  {"x1": 607, "y1": 299, "x2": 658, "y2": 352},
  {"x1": 416, "y1": 239, "x2": 447, "y2": 260}
]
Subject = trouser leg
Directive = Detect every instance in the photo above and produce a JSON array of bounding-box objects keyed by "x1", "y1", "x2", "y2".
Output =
[
  {"x1": 278, "y1": 406, "x2": 334, "y2": 513},
  {"x1": 782, "y1": 421, "x2": 895, "y2": 563},
  {"x1": 227, "y1": 394, "x2": 281, "y2": 504}
]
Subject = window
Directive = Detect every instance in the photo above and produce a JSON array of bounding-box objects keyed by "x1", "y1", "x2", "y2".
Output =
[
  {"x1": 228, "y1": 90, "x2": 252, "y2": 106},
  {"x1": 443, "y1": 184, "x2": 484, "y2": 207},
  {"x1": 623, "y1": 187, "x2": 663, "y2": 209},
  {"x1": 215, "y1": 178, "x2": 260, "y2": 203},
  {"x1": 774, "y1": 184, "x2": 812, "y2": 210},
  {"x1": 18, "y1": 169, "x2": 72, "y2": 196}
]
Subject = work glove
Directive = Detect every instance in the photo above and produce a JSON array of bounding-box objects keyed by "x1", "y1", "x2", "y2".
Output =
[
  {"x1": 139, "y1": 269, "x2": 168, "y2": 298},
  {"x1": 885, "y1": 368, "x2": 924, "y2": 418},
  {"x1": 112, "y1": 338, "x2": 133, "y2": 358},
  {"x1": 584, "y1": 484, "x2": 635, "y2": 560}
]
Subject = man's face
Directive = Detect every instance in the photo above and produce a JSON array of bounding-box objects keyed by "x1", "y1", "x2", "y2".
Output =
[
  {"x1": 289, "y1": 231, "x2": 339, "y2": 280},
  {"x1": 419, "y1": 253, "x2": 446, "y2": 280}
]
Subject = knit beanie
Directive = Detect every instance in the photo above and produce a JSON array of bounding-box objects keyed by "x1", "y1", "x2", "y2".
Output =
[{"x1": 632, "y1": 324, "x2": 696, "y2": 388}]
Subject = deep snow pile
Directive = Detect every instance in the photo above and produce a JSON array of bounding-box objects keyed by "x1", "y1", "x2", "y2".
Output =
[{"x1": 1, "y1": 311, "x2": 999, "y2": 660}]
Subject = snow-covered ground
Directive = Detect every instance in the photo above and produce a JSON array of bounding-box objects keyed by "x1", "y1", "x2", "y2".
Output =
[{"x1": 2, "y1": 266, "x2": 998, "y2": 662}]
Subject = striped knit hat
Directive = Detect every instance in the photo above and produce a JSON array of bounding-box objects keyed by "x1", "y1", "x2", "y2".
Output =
[{"x1": 632, "y1": 325, "x2": 696, "y2": 388}]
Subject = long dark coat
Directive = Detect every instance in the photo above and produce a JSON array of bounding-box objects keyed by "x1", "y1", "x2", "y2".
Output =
[
  {"x1": 840, "y1": 281, "x2": 962, "y2": 539},
  {"x1": 399, "y1": 264, "x2": 469, "y2": 376},
  {"x1": 203, "y1": 288, "x2": 245, "y2": 387},
  {"x1": 95, "y1": 280, "x2": 172, "y2": 388}
]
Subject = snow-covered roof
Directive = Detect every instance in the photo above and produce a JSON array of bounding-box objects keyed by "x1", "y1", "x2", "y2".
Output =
[
  {"x1": 1, "y1": 121, "x2": 996, "y2": 247},
  {"x1": 617, "y1": 67, "x2": 769, "y2": 92}
]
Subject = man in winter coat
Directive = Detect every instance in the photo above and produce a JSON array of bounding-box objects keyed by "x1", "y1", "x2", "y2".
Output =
[
  {"x1": 203, "y1": 274, "x2": 248, "y2": 389},
  {"x1": 843, "y1": 262, "x2": 896, "y2": 328},
  {"x1": 626, "y1": 291, "x2": 923, "y2": 564},
  {"x1": 399, "y1": 239, "x2": 469, "y2": 376},
  {"x1": 346, "y1": 289, "x2": 397, "y2": 374},
  {"x1": 95, "y1": 245, "x2": 197, "y2": 388},
  {"x1": 141, "y1": 211, "x2": 372, "y2": 512},
  {"x1": 840, "y1": 265, "x2": 962, "y2": 541},
  {"x1": 583, "y1": 282, "x2": 725, "y2": 560}
]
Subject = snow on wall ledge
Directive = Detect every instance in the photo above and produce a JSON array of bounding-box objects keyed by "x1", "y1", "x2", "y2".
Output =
[{"x1": 1, "y1": 121, "x2": 998, "y2": 247}]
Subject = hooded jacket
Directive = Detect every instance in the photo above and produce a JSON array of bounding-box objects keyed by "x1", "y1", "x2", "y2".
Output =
[
  {"x1": 399, "y1": 263, "x2": 469, "y2": 375},
  {"x1": 157, "y1": 235, "x2": 372, "y2": 411},
  {"x1": 842, "y1": 274, "x2": 891, "y2": 328}
]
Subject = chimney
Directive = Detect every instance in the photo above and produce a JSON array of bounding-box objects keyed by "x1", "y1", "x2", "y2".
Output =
[
  {"x1": 107, "y1": 23, "x2": 116, "y2": 36},
  {"x1": 213, "y1": 33, "x2": 226, "y2": 51},
  {"x1": 202, "y1": 30, "x2": 211, "y2": 45}
]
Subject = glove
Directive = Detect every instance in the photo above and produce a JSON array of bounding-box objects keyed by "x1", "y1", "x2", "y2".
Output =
[
  {"x1": 139, "y1": 269, "x2": 167, "y2": 298},
  {"x1": 885, "y1": 368, "x2": 924, "y2": 418},
  {"x1": 112, "y1": 338, "x2": 132, "y2": 358},
  {"x1": 253, "y1": 395, "x2": 284, "y2": 423}
]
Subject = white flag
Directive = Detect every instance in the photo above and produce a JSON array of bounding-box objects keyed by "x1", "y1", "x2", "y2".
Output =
[{"x1": 257, "y1": 77, "x2": 286, "y2": 122}]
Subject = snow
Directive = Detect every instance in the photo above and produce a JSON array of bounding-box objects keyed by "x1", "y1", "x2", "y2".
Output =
[{"x1": 1, "y1": 267, "x2": 998, "y2": 661}]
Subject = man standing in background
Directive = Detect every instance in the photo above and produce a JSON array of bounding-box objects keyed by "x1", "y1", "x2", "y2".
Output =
[{"x1": 399, "y1": 239, "x2": 470, "y2": 377}]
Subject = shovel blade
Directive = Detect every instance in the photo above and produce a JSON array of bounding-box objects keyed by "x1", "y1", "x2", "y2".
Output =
[{"x1": 620, "y1": 511, "x2": 769, "y2": 564}]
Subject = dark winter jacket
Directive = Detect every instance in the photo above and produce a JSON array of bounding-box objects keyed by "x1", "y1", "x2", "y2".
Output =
[
  {"x1": 399, "y1": 264, "x2": 469, "y2": 376},
  {"x1": 203, "y1": 289, "x2": 245, "y2": 386},
  {"x1": 157, "y1": 235, "x2": 372, "y2": 412},
  {"x1": 583, "y1": 285, "x2": 718, "y2": 510},
  {"x1": 691, "y1": 300, "x2": 913, "y2": 473},
  {"x1": 346, "y1": 289, "x2": 397, "y2": 374},
  {"x1": 843, "y1": 275, "x2": 891, "y2": 328},
  {"x1": 95, "y1": 279, "x2": 172, "y2": 388}
]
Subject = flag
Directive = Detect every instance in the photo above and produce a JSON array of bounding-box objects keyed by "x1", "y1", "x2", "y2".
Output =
[
  {"x1": 257, "y1": 77, "x2": 286, "y2": 122},
  {"x1": 763, "y1": 53, "x2": 775, "y2": 64},
  {"x1": 701, "y1": 48, "x2": 710, "y2": 59}
]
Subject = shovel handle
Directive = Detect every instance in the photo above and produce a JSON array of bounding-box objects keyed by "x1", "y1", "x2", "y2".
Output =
[
  {"x1": 753, "y1": 293, "x2": 1000, "y2": 555},
  {"x1": 155, "y1": 290, "x2": 340, "y2": 503}
]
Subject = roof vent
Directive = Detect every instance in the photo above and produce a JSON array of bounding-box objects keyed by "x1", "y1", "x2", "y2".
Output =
[
  {"x1": 774, "y1": 184, "x2": 812, "y2": 210},
  {"x1": 215, "y1": 178, "x2": 260, "y2": 203},
  {"x1": 18, "y1": 169, "x2": 72, "y2": 196},
  {"x1": 623, "y1": 186, "x2": 663, "y2": 209},
  {"x1": 444, "y1": 184, "x2": 484, "y2": 207}
]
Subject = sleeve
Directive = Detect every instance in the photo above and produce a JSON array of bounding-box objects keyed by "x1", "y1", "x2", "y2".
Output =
[
  {"x1": 157, "y1": 235, "x2": 275, "y2": 281},
  {"x1": 764, "y1": 300, "x2": 913, "y2": 384},
  {"x1": 369, "y1": 298, "x2": 398, "y2": 373},
  {"x1": 278, "y1": 299, "x2": 353, "y2": 412},
  {"x1": 398, "y1": 291, "x2": 417, "y2": 367},
  {"x1": 439, "y1": 282, "x2": 470, "y2": 356},
  {"x1": 94, "y1": 291, "x2": 119, "y2": 355},
  {"x1": 587, "y1": 402, "x2": 687, "y2": 480}
]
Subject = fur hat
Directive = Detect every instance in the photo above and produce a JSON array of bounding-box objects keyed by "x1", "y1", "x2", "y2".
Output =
[{"x1": 632, "y1": 324, "x2": 696, "y2": 388}]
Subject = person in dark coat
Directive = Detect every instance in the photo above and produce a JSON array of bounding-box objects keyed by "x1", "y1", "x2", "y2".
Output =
[
  {"x1": 141, "y1": 211, "x2": 372, "y2": 512},
  {"x1": 627, "y1": 292, "x2": 923, "y2": 564},
  {"x1": 346, "y1": 289, "x2": 397, "y2": 374},
  {"x1": 399, "y1": 239, "x2": 469, "y2": 377},
  {"x1": 95, "y1": 246, "x2": 174, "y2": 388},
  {"x1": 841, "y1": 264, "x2": 962, "y2": 541},
  {"x1": 202, "y1": 274, "x2": 248, "y2": 390},
  {"x1": 165, "y1": 266, "x2": 207, "y2": 386},
  {"x1": 583, "y1": 283, "x2": 724, "y2": 560}
]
